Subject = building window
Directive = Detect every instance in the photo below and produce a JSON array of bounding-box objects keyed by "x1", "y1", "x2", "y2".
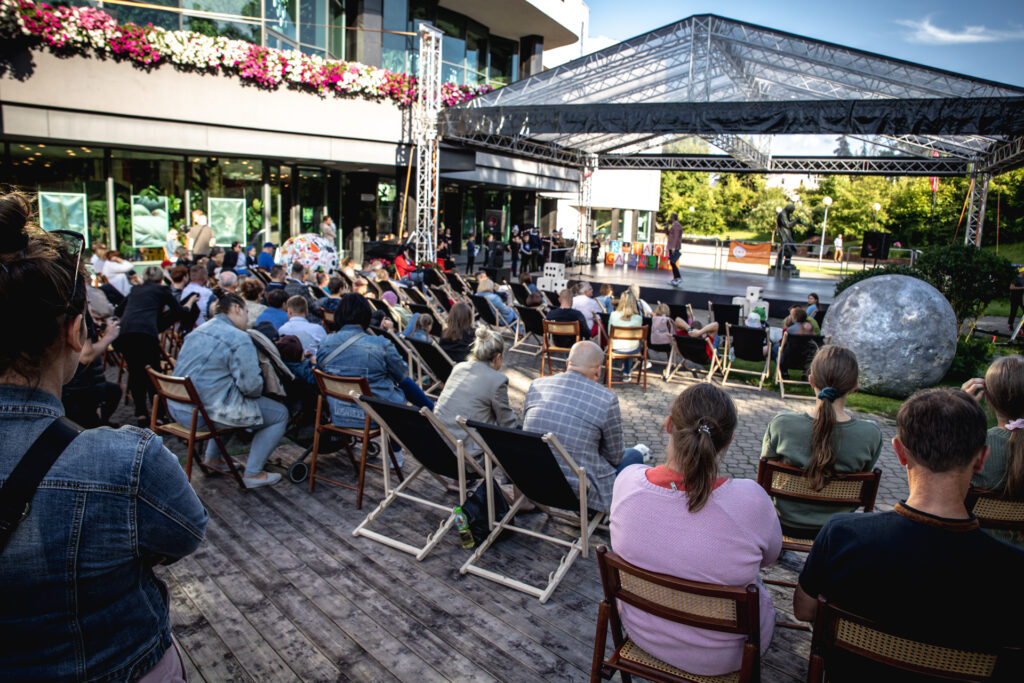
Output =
[
  {"x1": 381, "y1": 0, "x2": 408, "y2": 72},
  {"x1": 111, "y1": 149, "x2": 187, "y2": 258},
  {"x1": 189, "y1": 156, "x2": 265, "y2": 246},
  {"x1": 488, "y1": 36, "x2": 519, "y2": 86},
  {"x1": 265, "y1": 0, "x2": 297, "y2": 42},
  {"x1": 328, "y1": 0, "x2": 345, "y2": 59}
]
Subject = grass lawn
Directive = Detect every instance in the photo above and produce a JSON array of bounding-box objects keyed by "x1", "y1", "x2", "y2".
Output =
[
  {"x1": 717, "y1": 229, "x2": 772, "y2": 242},
  {"x1": 985, "y1": 241, "x2": 1024, "y2": 264}
]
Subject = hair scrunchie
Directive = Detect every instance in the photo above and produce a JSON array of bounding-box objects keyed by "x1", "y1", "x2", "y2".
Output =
[
  {"x1": 1006, "y1": 418, "x2": 1024, "y2": 431},
  {"x1": 817, "y1": 387, "x2": 842, "y2": 402}
]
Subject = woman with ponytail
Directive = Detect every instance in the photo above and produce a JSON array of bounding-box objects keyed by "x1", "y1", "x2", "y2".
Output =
[
  {"x1": 761, "y1": 345, "x2": 883, "y2": 540},
  {"x1": 965, "y1": 355, "x2": 1024, "y2": 548},
  {"x1": 610, "y1": 384, "x2": 781, "y2": 676},
  {"x1": 0, "y1": 193, "x2": 208, "y2": 680}
]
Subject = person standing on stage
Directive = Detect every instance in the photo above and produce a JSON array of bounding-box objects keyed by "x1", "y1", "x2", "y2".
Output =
[
  {"x1": 465, "y1": 234, "x2": 476, "y2": 274},
  {"x1": 667, "y1": 213, "x2": 684, "y2": 287},
  {"x1": 590, "y1": 235, "x2": 601, "y2": 266}
]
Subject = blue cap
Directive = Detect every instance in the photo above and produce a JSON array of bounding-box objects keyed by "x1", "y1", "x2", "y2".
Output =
[{"x1": 263, "y1": 242, "x2": 275, "y2": 248}]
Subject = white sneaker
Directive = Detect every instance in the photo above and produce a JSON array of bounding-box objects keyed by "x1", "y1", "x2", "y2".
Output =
[
  {"x1": 243, "y1": 472, "x2": 282, "y2": 489},
  {"x1": 645, "y1": 361, "x2": 653, "y2": 370}
]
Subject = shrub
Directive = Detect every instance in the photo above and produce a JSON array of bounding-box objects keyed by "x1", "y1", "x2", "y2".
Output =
[
  {"x1": 943, "y1": 336, "x2": 995, "y2": 383},
  {"x1": 834, "y1": 264, "x2": 933, "y2": 296},
  {"x1": 914, "y1": 245, "x2": 1017, "y2": 327}
]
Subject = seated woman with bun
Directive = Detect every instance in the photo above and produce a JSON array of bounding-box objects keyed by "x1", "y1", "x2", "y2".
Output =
[
  {"x1": 610, "y1": 383, "x2": 781, "y2": 676},
  {"x1": 0, "y1": 192, "x2": 208, "y2": 680},
  {"x1": 761, "y1": 345, "x2": 883, "y2": 540}
]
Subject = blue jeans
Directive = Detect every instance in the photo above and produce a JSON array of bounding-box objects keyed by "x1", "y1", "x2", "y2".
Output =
[
  {"x1": 399, "y1": 377, "x2": 434, "y2": 411},
  {"x1": 617, "y1": 344, "x2": 641, "y2": 376},
  {"x1": 168, "y1": 396, "x2": 289, "y2": 477},
  {"x1": 616, "y1": 448, "x2": 644, "y2": 473}
]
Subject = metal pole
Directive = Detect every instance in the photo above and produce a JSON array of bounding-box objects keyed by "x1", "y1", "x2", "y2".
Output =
[{"x1": 817, "y1": 204, "x2": 829, "y2": 271}]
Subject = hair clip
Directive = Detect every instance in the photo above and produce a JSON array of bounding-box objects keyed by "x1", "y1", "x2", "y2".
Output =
[{"x1": 698, "y1": 424, "x2": 711, "y2": 435}]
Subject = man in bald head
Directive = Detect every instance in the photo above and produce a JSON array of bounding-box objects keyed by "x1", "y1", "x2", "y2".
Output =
[{"x1": 522, "y1": 341, "x2": 645, "y2": 512}]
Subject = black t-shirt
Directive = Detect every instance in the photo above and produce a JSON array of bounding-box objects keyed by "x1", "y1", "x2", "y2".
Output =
[
  {"x1": 800, "y1": 503, "x2": 1024, "y2": 680},
  {"x1": 545, "y1": 307, "x2": 591, "y2": 348}
]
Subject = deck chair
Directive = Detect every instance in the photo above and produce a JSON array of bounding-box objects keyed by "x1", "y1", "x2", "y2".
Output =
[
  {"x1": 645, "y1": 317, "x2": 673, "y2": 373},
  {"x1": 542, "y1": 289, "x2": 561, "y2": 308},
  {"x1": 722, "y1": 324, "x2": 771, "y2": 390},
  {"x1": 408, "y1": 304, "x2": 444, "y2": 336},
  {"x1": 404, "y1": 336, "x2": 455, "y2": 392},
  {"x1": 511, "y1": 304, "x2": 545, "y2": 356},
  {"x1": 813, "y1": 305, "x2": 828, "y2": 329},
  {"x1": 422, "y1": 268, "x2": 444, "y2": 288},
  {"x1": 367, "y1": 297, "x2": 402, "y2": 328},
  {"x1": 376, "y1": 278, "x2": 405, "y2": 302},
  {"x1": 308, "y1": 370, "x2": 403, "y2": 509},
  {"x1": 756, "y1": 457, "x2": 881, "y2": 556},
  {"x1": 591, "y1": 546, "x2": 762, "y2": 683},
  {"x1": 542, "y1": 319, "x2": 580, "y2": 376},
  {"x1": 709, "y1": 301, "x2": 742, "y2": 328},
  {"x1": 606, "y1": 325, "x2": 648, "y2": 392},
  {"x1": 807, "y1": 597, "x2": 1022, "y2": 682},
  {"x1": 966, "y1": 487, "x2": 1024, "y2": 542},
  {"x1": 251, "y1": 268, "x2": 270, "y2": 284},
  {"x1": 470, "y1": 294, "x2": 514, "y2": 335},
  {"x1": 146, "y1": 368, "x2": 246, "y2": 491},
  {"x1": 458, "y1": 419, "x2": 605, "y2": 604},
  {"x1": 444, "y1": 269, "x2": 468, "y2": 294},
  {"x1": 351, "y1": 395, "x2": 485, "y2": 560},
  {"x1": 509, "y1": 282, "x2": 532, "y2": 307},
  {"x1": 776, "y1": 334, "x2": 825, "y2": 399},
  {"x1": 363, "y1": 277, "x2": 383, "y2": 299},
  {"x1": 428, "y1": 286, "x2": 455, "y2": 313},
  {"x1": 665, "y1": 335, "x2": 721, "y2": 383}
]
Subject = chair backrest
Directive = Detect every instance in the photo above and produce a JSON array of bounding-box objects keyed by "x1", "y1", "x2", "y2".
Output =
[
  {"x1": 710, "y1": 302, "x2": 742, "y2": 326},
  {"x1": 409, "y1": 304, "x2": 444, "y2": 336},
  {"x1": 313, "y1": 369, "x2": 372, "y2": 403},
  {"x1": 509, "y1": 282, "x2": 531, "y2": 307},
  {"x1": 423, "y1": 268, "x2": 443, "y2": 287},
  {"x1": 429, "y1": 286, "x2": 454, "y2": 312},
  {"x1": 359, "y1": 396, "x2": 468, "y2": 481},
  {"x1": 464, "y1": 420, "x2": 581, "y2": 511},
  {"x1": 726, "y1": 324, "x2": 768, "y2": 363},
  {"x1": 514, "y1": 304, "x2": 546, "y2": 336},
  {"x1": 363, "y1": 277, "x2": 383, "y2": 298},
  {"x1": 470, "y1": 294, "x2": 499, "y2": 326},
  {"x1": 809, "y1": 597, "x2": 1019, "y2": 681},
  {"x1": 814, "y1": 307, "x2": 827, "y2": 328},
  {"x1": 374, "y1": 325, "x2": 414, "y2": 366},
  {"x1": 542, "y1": 319, "x2": 580, "y2": 351},
  {"x1": 597, "y1": 546, "x2": 761, "y2": 642},
  {"x1": 609, "y1": 325, "x2": 647, "y2": 343},
  {"x1": 756, "y1": 458, "x2": 881, "y2": 510},
  {"x1": 405, "y1": 287, "x2": 429, "y2": 306},
  {"x1": 778, "y1": 333, "x2": 825, "y2": 371},
  {"x1": 368, "y1": 297, "x2": 401, "y2": 327},
  {"x1": 405, "y1": 336, "x2": 455, "y2": 382},
  {"x1": 147, "y1": 368, "x2": 202, "y2": 406},
  {"x1": 543, "y1": 289, "x2": 561, "y2": 308},
  {"x1": 965, "y1": 487, "x2": 1024, "y2": 531},
  {"x1": 444, "y1": 270, "x2": 465, "y2": 293},
  {"x1": 673, "y1": 335, "x2": 714, "y2": 367}
]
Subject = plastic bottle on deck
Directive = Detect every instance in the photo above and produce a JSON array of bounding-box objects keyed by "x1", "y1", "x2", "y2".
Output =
[{"x1": 454, "y1": 506, "x2": 475, "y2": 549}]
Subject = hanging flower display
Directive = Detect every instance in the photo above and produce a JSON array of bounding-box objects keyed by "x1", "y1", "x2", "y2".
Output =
[{"x1": 0, "y1": 0, "x2": 494, "y2": 107}]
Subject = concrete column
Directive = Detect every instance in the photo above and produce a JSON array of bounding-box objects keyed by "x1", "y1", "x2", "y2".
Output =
[
  {"x1": 350, "y1": 0, "x2": 383, "y2": 67},
  {"x1": 519, "y1": 34, "x2": 544, "y2": 79},
  {"x1": 611, "y1": 208, "x2": 621, "y2": 241}
]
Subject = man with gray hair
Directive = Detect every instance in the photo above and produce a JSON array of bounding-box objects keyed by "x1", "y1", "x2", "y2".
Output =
[
  {"x1": 572, "y1": 281, "x2": 604, "y2": 338},
  {"x1": 522, "y1": 341, "x2": 645, "y2": 512},
  {"x1": 217, "y1": 270, "x2": 238, "y2": 292}
]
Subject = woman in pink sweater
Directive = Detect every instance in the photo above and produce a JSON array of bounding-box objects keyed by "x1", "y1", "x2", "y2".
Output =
[{"x1": 610, "y1": 384, "x2": 782, "y2": 676}]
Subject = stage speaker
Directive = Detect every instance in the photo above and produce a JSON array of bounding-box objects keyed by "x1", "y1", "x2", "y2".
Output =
[
  {"x1": 860, "y1": 231, "x2": 891, "y2": 260},
  {"x1": 484, "y1": 267, "x2": 510, "y2": 283},
  {"x1": 484, "y1": 210, "x2": 505, "y2": 237}
]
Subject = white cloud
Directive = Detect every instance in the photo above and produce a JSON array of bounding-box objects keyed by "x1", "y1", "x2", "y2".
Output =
[
  {"x1": 543, "y1": 34, "x2": 619, "y2": 69},
  {"x1": 896, "y1": 16, "x2": 1024, "y2": 44}
]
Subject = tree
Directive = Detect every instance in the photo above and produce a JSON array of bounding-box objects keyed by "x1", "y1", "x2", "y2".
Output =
[
  {"x1": 914, "y1": 245, "x2": 1017, "y2": 332},
  {"x1": 833, "y1": 136, "x2": 852, "y2": 156}
]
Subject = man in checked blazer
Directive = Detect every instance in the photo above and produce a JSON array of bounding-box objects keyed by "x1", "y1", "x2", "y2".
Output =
[{"x1": 522, "y1": 341, "x2": 644, "y2": 512}]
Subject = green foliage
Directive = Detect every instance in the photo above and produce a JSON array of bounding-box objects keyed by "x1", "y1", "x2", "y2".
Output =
[
  {"x1": 833, "y1": 264, "x2": 932, "y2": 295},
  {"x1": 914, "y1": 245, "x2": 1017, "y2": 326},
  {"x1": 943, "y1": 336, "x2": 995, "y2": 383},
  {"x1": 246, "y1": 198, "x2": 263, "y2": 237}
]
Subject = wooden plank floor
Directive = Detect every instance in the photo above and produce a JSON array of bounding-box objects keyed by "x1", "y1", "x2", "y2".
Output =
[{"x1": 156, "y1": 441, "x2": 811, "y2": 682}]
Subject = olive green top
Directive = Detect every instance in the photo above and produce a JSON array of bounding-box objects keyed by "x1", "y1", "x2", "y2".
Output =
[
  {"x1": 971, "y1": 427, "x2": 1023, "y2": 550},
  {"x1": 761, "y1": 410, "x2": 883, "y2": 533}
]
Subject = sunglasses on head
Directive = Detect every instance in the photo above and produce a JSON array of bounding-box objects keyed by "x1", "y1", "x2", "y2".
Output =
[{"x1": 51, "y1": 230, "x2": 86, "y2": 316}]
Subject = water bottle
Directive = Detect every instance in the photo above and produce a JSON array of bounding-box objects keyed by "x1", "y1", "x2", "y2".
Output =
[{"x1": 454, "y1": 506, "x2": 475, "y2": 549}]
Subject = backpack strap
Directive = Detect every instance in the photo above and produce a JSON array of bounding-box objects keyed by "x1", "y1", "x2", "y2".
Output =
[{"x1": 0, "y1": 417, "x2": 83, "y2": 554}]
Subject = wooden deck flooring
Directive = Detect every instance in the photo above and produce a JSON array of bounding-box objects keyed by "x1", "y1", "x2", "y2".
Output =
[{"x1": 159, "y1": 442, "x2": 811, "y2": 683}]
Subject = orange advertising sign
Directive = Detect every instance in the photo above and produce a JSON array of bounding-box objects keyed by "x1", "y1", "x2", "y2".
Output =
[{"x1": 727, "y1": 241, "x2": 771, "y2": 266}]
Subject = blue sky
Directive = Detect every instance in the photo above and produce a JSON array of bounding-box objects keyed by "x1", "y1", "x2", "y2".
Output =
[{"x1": 579, "y1": 0, "x2": 1024, "y2": 87}]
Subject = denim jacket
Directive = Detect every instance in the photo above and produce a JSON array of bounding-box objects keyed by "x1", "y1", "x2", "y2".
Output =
[
  {"x1": 315, "y1": 325, "x2": 407, "y2": 428},
  {"x1": 0, "y1": 385, "x2": 208, "y2": 681},
  {"x1": 481, "y1": 291, "x2": 517, "y2": 325},
  {"x1": 173, "y1": 314, "x2": 263, "y2": 427}
]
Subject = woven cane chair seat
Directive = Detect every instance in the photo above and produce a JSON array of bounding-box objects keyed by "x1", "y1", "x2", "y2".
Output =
[
  {"x1": 618, "y1": 640, "x2": 741, "y2": 683},
  {"x1": 157, "y1": 422, "x2": 212, "y2": 440},
  {"x1": 621, "y1": 572, "x2": 737, "y2": 622},
  {"x1": 780, "y1": 535, "x2": 814, "y2": 550},
  {"x1": 971, "y1": 496, "x2": 1024, "y2": 522},
  {"x1": 771, "y1": 471, "x2": 864, "y2": 500},
  {"x1": 835, "y1": 618, "x2": 997, "y2": 677}
]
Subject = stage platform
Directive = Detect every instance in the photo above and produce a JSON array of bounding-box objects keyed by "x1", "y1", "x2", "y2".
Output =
[{"x1": 551, "y1": 263, "x2": 838, "y2": 318}]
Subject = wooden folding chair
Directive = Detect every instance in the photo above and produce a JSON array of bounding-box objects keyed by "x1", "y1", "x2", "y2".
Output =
[
  {"x1": 309, "y1": 370, "x2": 403, "y2": 509},
  {"x1": 542, "y1": 289, "x2": 561, "y2": 308},
  {"x1": 428, "y1": 285, "x2": 456, "y2": 314},
  {"x1": 470, "y1": 294, "x2": 515, "y2": 336},
  {"x1": 709, "y1": 301, "x2": 742, "y2": 328},
  {"x1": 511, "y1": 304, "x2": 545, "y2": 356},
  {"x1": 591, "y1": 546, "x2": 762, "y2": 683},
  {"x1": 775, "y1": 333, "x2": 825, "y2": 399},
  {"x1": 458, "y1": 418, "x2": 605, "y2": 604},
  {"x1": 807, "y1": 597, "x2": 1022, "y2": 682},
  {"x1": 541, "y1": 319, "x2": 581, "y2": 376},
  {"x1": 606, "y1": 325, "x2": 648, "y2": 392},
  {"x1": 404, "y1": 336, "x2": 455, "y2": 395},
  {"x1": 408, "y1": 304, "x2": 444, "y2": 336},
  {"x1": 756, "y1": 457, "x2": 881, "y2": 555},
  {"x1": 722, "y1": 324, "x2": 771, "y2": 390},
  {"x1": 509, "y1": 282, "x2": 532, "y2": 307},
  {"x1": 146, "y1": 368, "x2": 246, "y2": 491},
  {"x1": 966, "y1": 487, "x2": 1024, "y2": 548},
  {"x1": 665, "y1": 335, "x2": 721, "y2": 383}
]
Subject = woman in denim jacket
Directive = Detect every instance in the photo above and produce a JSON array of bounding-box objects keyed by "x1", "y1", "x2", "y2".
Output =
[{"x1": 0, "y1": 193, "x2": 208, "y2": 681}]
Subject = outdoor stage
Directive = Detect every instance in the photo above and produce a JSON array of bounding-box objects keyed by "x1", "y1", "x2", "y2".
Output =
[{"x1": 552, "y1": 261, "x2": 838, "y2": 318}]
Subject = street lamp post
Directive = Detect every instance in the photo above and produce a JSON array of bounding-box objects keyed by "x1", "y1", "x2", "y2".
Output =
[
  {"x1": 688, "y1": 205, "x2": 695, "y2": 232},
  {"x1": 818, "y1": 196, "x2": 833, "y2": 271},
  {"x1": 872, "y1": 202, "x2": 881, "y2": 231}
]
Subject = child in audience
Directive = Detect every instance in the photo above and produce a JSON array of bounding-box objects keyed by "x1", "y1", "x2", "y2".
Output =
[
  {"x1": 651, "y1": 302, "x2": 676, "y2": 346},
  {"x1": 405, "y1": 312, "x2": 434, "y2": 342},
  {"x1": 610, "y1": 383, "x2": 781, "y2": 676},
  {"x1": 964, "y1": 354, "x2": 1024, "y2": 548},
  {"x1": 629, "y1": 283, "x2": 653, "y2": 316},
  {"x1": 761, "y1": 346, "x2": 883, "y2": 540},
  {"x1": 525, "y1": 291, "x2": 545, "y2": 308}
]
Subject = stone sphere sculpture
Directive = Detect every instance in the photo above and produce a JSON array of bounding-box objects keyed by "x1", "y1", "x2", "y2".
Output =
[{"x1": 821, "y1": 274, "x2": 957, "y2": 398}]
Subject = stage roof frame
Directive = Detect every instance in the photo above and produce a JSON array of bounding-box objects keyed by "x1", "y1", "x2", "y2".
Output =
[{"x1": 440, "y1": 14, "x2": 1024, "y2": 176}]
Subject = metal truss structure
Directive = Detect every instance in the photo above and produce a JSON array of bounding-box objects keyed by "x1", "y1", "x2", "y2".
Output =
[
  {"x1": 575, "y1": 154, "x2": 597, "y2": 245},
  {"x1": 964, "y1": 172, "x2": 991, "y2": 247},
  {"x1": 412, "y1": 24, "x2": 443, "y2": 264},
  {"x1": 439, "y1": 14, "x2": 1024, "y2": 245}
]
